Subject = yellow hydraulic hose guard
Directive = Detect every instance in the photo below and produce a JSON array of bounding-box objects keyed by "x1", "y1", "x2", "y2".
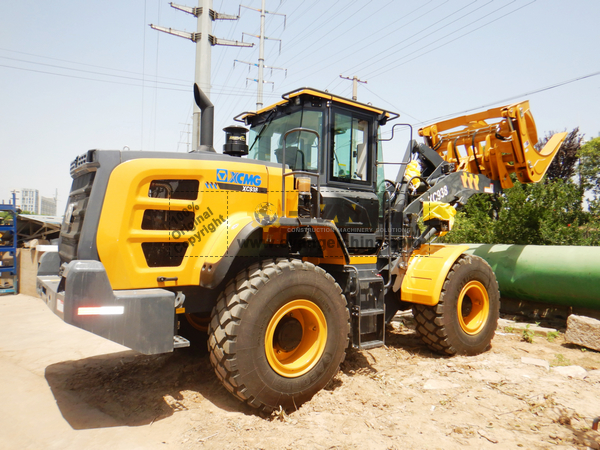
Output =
[
  {"x1": 404, "y1": 160, "x2": 421, "y2": 188},
  {"x1": 422, "y1": 201, "x2": 456, "y2": 236}
]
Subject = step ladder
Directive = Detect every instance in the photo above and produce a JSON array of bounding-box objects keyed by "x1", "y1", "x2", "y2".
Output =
[
  {"x1": 348, "y1": 269, "x2": 385, "y2": 350},
  {"x1": 173, "y1": 335, "x2": 190, "y2": 348}
]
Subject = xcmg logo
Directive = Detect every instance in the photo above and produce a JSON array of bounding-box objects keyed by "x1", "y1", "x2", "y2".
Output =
[{"x1": 216, "y1": 169, "x2": 262, "y2": 186}]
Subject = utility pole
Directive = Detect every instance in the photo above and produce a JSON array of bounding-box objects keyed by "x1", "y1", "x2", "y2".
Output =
[
  {"x1": 339, "y1": 74, "x2": 367, "y2": 101},
  {"x1": 238, "y1": 1, "x2": 286, "y2": 110},
  {"x1": 151, "y1": 0, "x2": 253, "y2": 151}
]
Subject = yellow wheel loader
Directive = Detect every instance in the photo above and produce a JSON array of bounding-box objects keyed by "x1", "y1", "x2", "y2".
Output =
[{"x1": 37, "y1": 84, "x2": 566, "y2": 411}]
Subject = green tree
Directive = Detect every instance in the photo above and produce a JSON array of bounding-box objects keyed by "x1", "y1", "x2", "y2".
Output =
[
  {"x1": 442, "y1": 194, "x2": 497, "y2": 244},
  {"x1": 579, "y1": 136, "x2": 600, "y2": 214},
  {"x1": 440, "y1": 128, "x2": 600, "y2": 246},
  {"x1": 538, "y1": 127, "x2": 584, "y2": 182},
  {"x1": 444, "y1": 178, "x2": 593, "y2": 245}
]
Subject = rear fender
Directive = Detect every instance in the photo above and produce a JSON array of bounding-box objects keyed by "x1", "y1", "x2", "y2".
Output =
[
  {"x1": 197, "y1": 214, "x2": 261, "y2": 288},
  {"x1": 400, "y1": 244, "x2": 469, "y2": 306}
]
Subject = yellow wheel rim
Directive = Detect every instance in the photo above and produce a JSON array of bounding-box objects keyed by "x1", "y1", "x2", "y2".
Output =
[
  {"x1": 265, "y1": 299, "x2": 327, "y2": 378},
  {"x1": 185, "y1": 313, "x2": 210, "y2": 332},
  {"x1": 457, "y1": 281, "x2": 489, "y2": 335}
]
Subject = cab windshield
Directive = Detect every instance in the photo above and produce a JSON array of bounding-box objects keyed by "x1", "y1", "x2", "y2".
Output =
[{"x1": 247, "y1": 109, "x2": 323, "y2": 172}]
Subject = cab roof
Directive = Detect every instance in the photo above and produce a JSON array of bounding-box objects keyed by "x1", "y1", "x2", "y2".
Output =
[{"x1": 235, "y1": 87, "x2": 399, "y2": 123}]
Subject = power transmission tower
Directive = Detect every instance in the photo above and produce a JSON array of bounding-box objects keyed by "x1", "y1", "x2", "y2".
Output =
[
  {"x1": 238, "y1": 0, "x2": 286, "y2": 110},
  {"x1": 339, "y1": 75, "x2": 367, "y2": 101},
  {"x1": 150, "y1": 0, "x2": 253, "y2": 151},
  {"x1": 178, "y1": 122, "x2": 192, "y2": 152}
]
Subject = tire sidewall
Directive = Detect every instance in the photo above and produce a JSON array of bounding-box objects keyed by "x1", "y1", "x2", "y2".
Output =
[
  {"x1": 441, "y1": 257, "x2": 499, "y2": 355},
  {"x1": 235, "y1": 263, "x2": 348, "y2": 408}
]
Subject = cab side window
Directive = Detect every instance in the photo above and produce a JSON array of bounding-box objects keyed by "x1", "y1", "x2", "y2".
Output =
[{"x1": 331, "y1": 112, "x2": 370, "y2": 184}]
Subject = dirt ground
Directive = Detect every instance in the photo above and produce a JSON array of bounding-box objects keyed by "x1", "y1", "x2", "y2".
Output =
[{"x1": 2, "y1": 294, "x2": 600, "y2": 449}]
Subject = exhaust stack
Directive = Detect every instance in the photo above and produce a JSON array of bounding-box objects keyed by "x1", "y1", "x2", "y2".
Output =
[{"x1": 192, "y1": 83, "x2": 215, "y2": 152}]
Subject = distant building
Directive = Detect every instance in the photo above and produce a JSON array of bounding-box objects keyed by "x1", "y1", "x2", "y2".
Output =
[
  {"x1": 11, "y1": 188, "x2": 40, "y2": 214},
  {"x1": 40, "y1": 196, "x2": 57, "y2": 216},
  {"x1": 10, "y1": 189, "x2": 57, "y2": 215}
]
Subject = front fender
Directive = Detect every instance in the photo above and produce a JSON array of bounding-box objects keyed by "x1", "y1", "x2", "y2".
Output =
[{"x1": 400, "y1": 244, "x2": 470, "y2": 306}]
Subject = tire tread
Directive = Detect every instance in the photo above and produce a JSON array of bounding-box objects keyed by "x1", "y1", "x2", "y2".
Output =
[
  {"x1": 208, "y1": 259, "x2": 349, "y2": 412},
  {"x1": 412, "y1": 254, "x2": 500, "y2": 356}
]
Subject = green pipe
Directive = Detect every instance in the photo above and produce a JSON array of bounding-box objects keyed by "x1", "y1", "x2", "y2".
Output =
[{"x1": 464, "y1": 244, "x2": 600, "y2": 309}]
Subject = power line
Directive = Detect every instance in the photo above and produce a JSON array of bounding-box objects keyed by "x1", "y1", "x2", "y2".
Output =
[
  {"x1": 219, "y1": 0, "x2": 296, "y2": 122},
  {"x1": 265, "y1": 0, "x2": 306, "y2": 39},
  {"x1": 277, "y1": 0, "x2": 341, "y2": 56},
  {"x1": 0, "y1": 62, "x2": 282, "y2": 99},
  {"x1": 0, "y1": 47, "x2": 192, "y2": 84},
  {"x1": 328, "y1": 0, "x2": 453, "y2": 81},
  {"x1": 276, "y1": 0, "x2": 362, "y2": 70},
  {"x1": 212, "y1": 1, "x2": 243, "y2": 78},
  {"x1": 261, "y1": 0, "x2": 315, "y2": 65},
  {"x1": 342, "y1": 0, "x2": 482, "y2": 77},
  {"x1": 0, "y1": 62, "x2": 182, "y2": 89},
  {"x1": 141, "y1": 0, "x2": 148, "y2": 150},
  {"x1": 356, "y1": 0, "x2": 496, "y2": 79},
  {"x1": 416, "y1": 69, "x2": 600, "y2": 126},
  {"x1": 213, "y1": 0, "x2": 282, "y2": 129},
  {"x1": 238, "y1": 0, "x2": 287, "y2": 109},
  {"x1": 311, "y1": 0, "x2": 441, "y2": 87},
  {"x1": 0, "y1": 54, "x2": 262, "y2": 95},
  {"x1": 326, "y1": 76, "x2": 346, "y2": 96},
  {"x1": 276, "y1": 0, "x2": 351, "y2": 68},
  {"x1": 339, "y1": 74, "x2": 367, "y2": 101},
  {"x1": 150, "y1": 0, "x2": 254, "y2": 151},
  {"x1": 0, "y1": 55, "x2": 191, "y2": 87},
  {"x1": 361, "y1": 84, "x2": 422, "y2": 123},
  {"x1": 365, "y1": 0, "x2": 536, "y2": 79},
  {"x1": 152, "y1": 0, "x2": 162, "y2": 152}
]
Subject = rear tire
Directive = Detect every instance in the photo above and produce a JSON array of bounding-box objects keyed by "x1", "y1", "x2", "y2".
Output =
[
  {"x1": 412, "y1": 254, "x2": 499, "y2": 356},
  {"x1": 208, "y1": 259, "x2": 350, "y2": 412}
]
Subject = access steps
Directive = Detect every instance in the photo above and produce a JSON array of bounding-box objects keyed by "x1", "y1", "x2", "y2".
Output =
[{"x1": 346, "y1": 267, "x2": 386, "y2": 350}]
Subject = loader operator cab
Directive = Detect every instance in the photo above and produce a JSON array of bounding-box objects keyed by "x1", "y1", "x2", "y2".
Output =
[{"x1": 237, "y1": 88, "x2": 396, "y2": 247}]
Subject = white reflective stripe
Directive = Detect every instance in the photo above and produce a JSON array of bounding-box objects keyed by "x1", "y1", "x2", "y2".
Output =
[{"x1": 77, "y1": 306, "x2": 125, "y2": 316}]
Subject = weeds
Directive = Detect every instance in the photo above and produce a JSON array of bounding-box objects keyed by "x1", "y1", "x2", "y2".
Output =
[
  {"x1": 552, "y1": 354, "x2": 571, "y2": 366},
  {"x1": 271, "y1": 405, "x2": 289, "y2": 422},
  {"x1": 522, "y1": 323, "x2": 539, "y2": 343},
  {"x1": 546, "y1": 331, "x2": 560, "y2": 342}
]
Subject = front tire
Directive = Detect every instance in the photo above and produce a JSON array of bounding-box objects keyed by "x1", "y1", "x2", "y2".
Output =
[
  {"x1": 208, "y1": 259, "x2": 350, "y2": 411},
  {"x1": 412, "y1": 254, "x2": 500, "y2": 356}
]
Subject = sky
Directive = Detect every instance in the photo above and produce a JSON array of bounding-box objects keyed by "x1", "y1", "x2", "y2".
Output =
[{"x1": 1, "y1": 0, "x2": 599, "y2": 214}]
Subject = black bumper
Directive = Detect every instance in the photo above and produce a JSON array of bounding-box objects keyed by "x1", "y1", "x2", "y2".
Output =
[{"x1": 36, "y1": 252, "x2": 177, "y2": 355}]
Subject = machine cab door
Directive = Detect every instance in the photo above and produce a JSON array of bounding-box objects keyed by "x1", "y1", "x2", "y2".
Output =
[{"x1": 320, "y1": 107, "x2": 380, "y2": 250}]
